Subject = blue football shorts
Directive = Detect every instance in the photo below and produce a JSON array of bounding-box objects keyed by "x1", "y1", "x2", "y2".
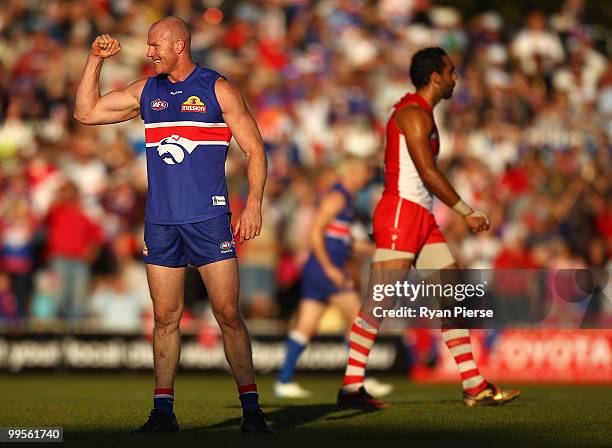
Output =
[
  {"x1": 143, "y1": 213, "x2": 236, "y2": 267},
  {"x1": 300, "y1": 255, "x2": 352, "y2": 303}
]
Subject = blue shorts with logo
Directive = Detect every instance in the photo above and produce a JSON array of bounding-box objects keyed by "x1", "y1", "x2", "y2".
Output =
[
  {"x1": 143, "y1": 213, "x2": 236, "y2": 267},
  {"x1": 301, "y1": 255, "x2": 351, "y2": 303}
]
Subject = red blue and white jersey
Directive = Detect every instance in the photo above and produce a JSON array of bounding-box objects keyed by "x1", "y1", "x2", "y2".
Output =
[
  {"x1": 140, "y1": 65, "x2": 232, "y2": 224},
  {"x1": 319, "y1": 183, "x2": 355, "y2": 267},
  {"x1": 301, "y1": 183, "x2": 355, "y2": 301},
  {"x1": 383, "y1": 92, "x2": 439, "y2": 212}
]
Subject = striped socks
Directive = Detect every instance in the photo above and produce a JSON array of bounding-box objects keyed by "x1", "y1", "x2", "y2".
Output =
[
  {"x1": 238, "y1": 383, "x2": 261, "y2": 412},
  {"x1": 341, "y1": 312, "x2": 381, "y2": 393},
  {"x1": 278, "y1": 330, "x2": 310, "y2": 384},
  {"x1": 441, "y1": 329, "x2": 487, "y2": 395},
  {"x1": 153, "y1": 387, "x2": 174, "y2": 415}
]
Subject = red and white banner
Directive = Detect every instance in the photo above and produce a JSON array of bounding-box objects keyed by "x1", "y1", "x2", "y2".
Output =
[{"x1": 411, "y1": 330, "x2": 612, "y2": 383}]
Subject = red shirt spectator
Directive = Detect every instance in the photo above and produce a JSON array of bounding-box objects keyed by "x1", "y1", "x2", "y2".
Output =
[{"x1": 46, "y1": 183, "x2": 104, "y2": 261}]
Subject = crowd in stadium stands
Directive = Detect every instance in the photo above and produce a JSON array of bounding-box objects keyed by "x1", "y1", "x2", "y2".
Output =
[{"x1": 0, "y1": 0, "x2": 610, "y2": 328}]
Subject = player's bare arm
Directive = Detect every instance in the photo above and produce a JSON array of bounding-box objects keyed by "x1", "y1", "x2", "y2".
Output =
[
  {"x1": 74, "y1": 34, "x2": 145, "y2": 125},
  {"x1": 216, "y1": 77, "x2": 267, "y2": 243},
  {"x1": 310, "y1": 190, "x2": 347, "y2": 288},
  {"x1": 396, "y1": 106, "x2": 489, "y2": 233}
]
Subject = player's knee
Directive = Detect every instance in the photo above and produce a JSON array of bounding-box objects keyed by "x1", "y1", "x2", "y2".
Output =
[
  {"x1": 154, "y1": 306, "x2": 182, "y2": 329},
  {"x1": 294, "y1": 321, "x2": 316, "y2": 339},
  {"x1": 215, "y1": 304, "x2": 242, "y2": 330}
]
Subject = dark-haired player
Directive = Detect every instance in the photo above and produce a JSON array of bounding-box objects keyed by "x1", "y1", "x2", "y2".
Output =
[
  {"x1": 74, "y1": 16, "x2": 274, "y2": 433},
  {"x1": 337, "y1": 47, "x2": 520, "y2": 408}
]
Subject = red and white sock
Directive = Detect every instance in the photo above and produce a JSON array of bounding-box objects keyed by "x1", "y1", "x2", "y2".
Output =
[
  {"x1": 441, "y1": 329, "x2": 487, "y2": 395},
  {"x1": 341, "y1": 312, "x2": 381, "y2": 393}
]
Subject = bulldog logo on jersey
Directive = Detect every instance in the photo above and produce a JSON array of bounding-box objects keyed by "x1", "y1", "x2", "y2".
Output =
[
  {"x1": 157, "y1": 135, "x2": 199, "y2": 164},
  {"x1": 181, "y1": 96, "x2": 207, "y2": 113}
]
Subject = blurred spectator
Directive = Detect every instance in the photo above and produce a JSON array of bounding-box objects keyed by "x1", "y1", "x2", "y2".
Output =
[
  {"x1": 0, "y1": 98, "x2": 36, "y2": 158},
  {"x1": 62, "y1": 132, "x2": 108, "y2": 205},
  {"x1": 45, "y1": 181, "x2": 104, "y2": 320},
  {"x1": 238, "y1": 193, "x2": 281, "y2": 318},
  {"x1": 29, "y1": 270, "x2": 59, "y2": 322},
  {"x1": 90, "y1": 271, "x2": 148, "y2": 331},
  {"x1": 0, "y1": 169, "x2": 39, "y2": 316},
  {"x1": 0, "y1": 0, "x2": 609, "y2": 329},
  {"x1": 494, "y1": 224, "x2": 537, "y2": 269},
  {"x1": 110, "y1": 231, "x2": 149, "y2": 301},
  {"x1": 511, "y1": 11, "x2": 565, "y2": 76},
  {"x1": 0, "y1": 198, "x2": 38, "y2": 316},
  {"x1": 0, "y1": 272, "x2": 18, "y2": 320}
]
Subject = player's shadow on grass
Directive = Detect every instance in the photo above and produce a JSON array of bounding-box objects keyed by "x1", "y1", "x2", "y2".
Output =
[{"x1": 197, "y1": 404, "x2": 382, "y2": 431}]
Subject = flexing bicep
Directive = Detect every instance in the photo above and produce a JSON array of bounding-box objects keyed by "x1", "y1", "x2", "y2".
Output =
[
  {"x1": 215, "y1": 77, "x2": 264, "y2": 155},
  {"x1": 75, "y1": 78, "x2": 145, "y2": 125}
]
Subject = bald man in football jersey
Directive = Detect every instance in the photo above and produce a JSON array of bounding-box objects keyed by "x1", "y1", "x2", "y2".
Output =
[
  {"x1": 75, "y1": 17, "x2": 274, "y2": 433},
  {"x1": 337, "y1": 47, "x2": 520, "y2": 408}
]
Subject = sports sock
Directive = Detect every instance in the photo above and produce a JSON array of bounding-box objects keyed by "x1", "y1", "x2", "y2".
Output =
[
  {"x1": 341, "y1": 311, "x2": 380, "y2": 393},
  {"x1": 238, "y1": 384, "x2": 261, "y2": 412},
  {"x1": 278, "y1": 330, "x2": 309, "y2": 384},
  {"x1": 441, "y1": 329, "x2": 487, "y2": 395},
  {"x1": 153, "y1": 387, "x2": 174, "y2": 415}
]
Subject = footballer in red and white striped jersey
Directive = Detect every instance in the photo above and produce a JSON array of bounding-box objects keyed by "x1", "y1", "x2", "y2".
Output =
[
  {"x1": 339, "y1": 47, "x2": 519, "y2": 409},
  {"x1": 373, "y1": 92, "x2": 446, "y2": 255}
]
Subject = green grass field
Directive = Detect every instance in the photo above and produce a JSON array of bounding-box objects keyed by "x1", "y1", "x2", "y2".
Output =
[{"x1": 1, "y1": 374, "x2": 610, "y2": 448}]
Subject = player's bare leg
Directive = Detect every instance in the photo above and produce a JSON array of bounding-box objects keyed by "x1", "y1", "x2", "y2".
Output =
[
  {"x1": 330, "y1": 291, "x2": 361, "y2": 339},
  {"x1": 132, "y1": 264, "x2": 185, "y2": 433},
  {"x1": 198, "y1": 258, "x2": 275, "y2": 433},
  {"x1": 416, "y1": 242, "x2": 520, "y2": 407},
  {"x1": 338, "y1": 257, "x2": 412, "y2": 408},
  {"x1": 198, "y1": 258, "x2": 255, "y2": 386},
  {"x1": 331, "y1": 291, "x2": 393, "y2": 397},
  {"x1": 275, "y1": 299, "x2": 327, "y2": 398},
  {"x1": 147, "y1": 264, "x2": 186, "y2": 388},
  {"x1": 293, "y1": 299, "x2": 328, "y2": 338},
  {"x1": 435, "y1": 261, "x2": 521, "y2": 407},
  {"x1": 362, "y1": 257, "x2": 413, "y2": 318}
]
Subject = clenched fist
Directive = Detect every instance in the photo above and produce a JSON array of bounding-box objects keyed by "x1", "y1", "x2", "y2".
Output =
[
  {"x1": 91, "y1": 34, "x2": 121, "y2": 59},
  {"x1": 465, "y1": 210, "x2": 491, "y2": 233}
]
